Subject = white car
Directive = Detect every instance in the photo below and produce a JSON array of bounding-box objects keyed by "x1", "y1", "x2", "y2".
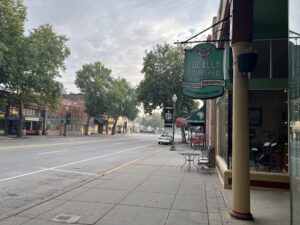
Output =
[{"x1": 158, "y1": 134, "x2": 172, "y2": 145}]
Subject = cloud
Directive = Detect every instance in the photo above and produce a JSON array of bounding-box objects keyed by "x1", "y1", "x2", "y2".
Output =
[
  {"x1": 290, "y1": 0, "x2": 300, "y2": 33},
  {"x1": 24, "y1": 0, "x2": 219, "y2": 93}
]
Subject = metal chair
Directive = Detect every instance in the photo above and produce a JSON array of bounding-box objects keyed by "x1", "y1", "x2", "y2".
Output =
[
  {"x1": 197, "y1": 146, "x2": 213, "y2": 174},
  {"x1": 250, "y1": 147, "x2": 259, "y2": 168},
  {"x1": 255, "y1": 142, "x2": 279, "y2": 171}
]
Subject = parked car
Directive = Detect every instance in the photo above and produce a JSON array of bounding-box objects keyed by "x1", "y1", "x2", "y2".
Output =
[{"x1": 158, "y1": 134, "x2": 172, "y2": 145}]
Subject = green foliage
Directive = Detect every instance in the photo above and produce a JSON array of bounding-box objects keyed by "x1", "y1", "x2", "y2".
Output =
[
  {"x1": 140, "y1": 113, "x2": 164, "y2": 129},
  {"x1": 2, "y1": 24, "x2": 70, "y2": 105},
  {"x1": 107, "y1": 78, "x2": 139, "y2": 121},
  {"x1": 107, "y1": 77, "x2": 138, "y2": 134},
  {"x1": 0, "y1": 1, "x2": 70, "y2": 136},
  {"x1": 75, "y1": 61, "x2": 112, "y2": 94},
  {"x1": 75, "y1": 62, "x2": 139, "y2": 135},
  {"x1": 137, "y1": 43, "x2": 197, "y2": 118},
  {"x1": 24, "y1": 24, "x2": 69, "y2": 108},
  {"x1": 26, "y1": 24, "x2": 70, "y2": 78},
  {"x1": 75, "y1": 61, "x2": 113, "y2": 118},
  {"x1": 0, "y1": 0, "x2": 26, "y2": 69}
]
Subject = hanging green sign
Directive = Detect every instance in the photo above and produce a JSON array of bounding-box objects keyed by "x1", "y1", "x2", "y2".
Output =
[{"x1": 182, "y1": 43, "x2": 224, "y2": 99}]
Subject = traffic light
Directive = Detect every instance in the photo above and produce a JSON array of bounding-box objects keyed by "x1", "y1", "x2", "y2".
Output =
[{"x1": 66, "y1": 113, "x2": 71, "y2": 125}]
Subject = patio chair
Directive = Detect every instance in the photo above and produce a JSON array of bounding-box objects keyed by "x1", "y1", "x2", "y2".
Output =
[{"x1": 197, "y1": 146, "x2": 214, "y2": 174}]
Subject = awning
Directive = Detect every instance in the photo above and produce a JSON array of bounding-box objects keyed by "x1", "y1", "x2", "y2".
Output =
[
  {"x1": 94, "y1": 118, "x2": 107, "y2": 125},
  {"x1": 187, "y1": 104, "x2": 206, "y2": 126}
]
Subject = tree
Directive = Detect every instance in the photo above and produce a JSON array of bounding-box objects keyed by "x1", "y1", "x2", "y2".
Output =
[
  {"x1": 0, "y1": 0, "x2": 26, "y2": 119},
  {"x1": 107, "y1": 78, "x2": 139, "y2": 134},
  {"x1": 0, "y1": 20, "x2": 70, "y2": 136},
  {"x1": 137, "y1": 43, "x2": 198, "y2": 142},
  {"x1": 24, "y1": 25, "x2": 70, "y2": 106},
  {"x1": 75, "y1": 61, "x2": 113, "y2": 135},
  {"x1": 140, "y1": 113, "x2": 164, "y2": 130}
]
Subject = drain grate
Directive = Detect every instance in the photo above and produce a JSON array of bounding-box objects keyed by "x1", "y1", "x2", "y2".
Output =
[{"x1": 52, "y1": 213, "x2": 81, "y2": 223}]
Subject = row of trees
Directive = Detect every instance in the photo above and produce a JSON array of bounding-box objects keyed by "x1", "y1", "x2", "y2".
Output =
[
  {"x1": 75, "y1": 43, "x2": 199, "y2": 137},
  {"x1": 75, "y1": 43, "x2": 198, "y2": 137},
  {"x1": 75, "y1": 62, "x2": 138, "y2": 135},
  {"x1": 75, "y1": 43, "x2": 199, "y2": 136},
  {"x1": 0, "y1": 0, "x2": 138, "y2": 136},
  {"x1": 1, "y1": 1, "x2": 197, "y2": 138}
]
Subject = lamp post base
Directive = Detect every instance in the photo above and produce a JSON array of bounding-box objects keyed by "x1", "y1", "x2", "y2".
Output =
[
  {"x1": 230, "y1": 210, "x2": 253, "y2": 221},
  {"x1": 170, "y1": 144, "x2": 176, "y2": 151}
]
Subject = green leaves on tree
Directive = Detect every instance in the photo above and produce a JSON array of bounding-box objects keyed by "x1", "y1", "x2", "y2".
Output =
[
  {"x1": 75, "y1": 62, "x2": 138, "y2": 135},
  {"x1": 0, "y1": 0, "x2": 70, "y2": 136},
  {"x1": 137, "y1": 43, "x2": 198, "y2": 117}
]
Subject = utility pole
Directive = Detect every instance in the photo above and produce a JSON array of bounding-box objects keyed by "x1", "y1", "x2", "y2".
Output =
[{"x1": 230, "y1": 0, "x2": 253, "y2": 220}]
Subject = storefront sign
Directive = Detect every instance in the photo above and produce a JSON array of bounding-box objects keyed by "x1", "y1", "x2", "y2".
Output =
[
  {"x1": 183, "y1": 43, "x2": 224, "y2": 99},
  {"x1": 25, "y1": 116, "x2": 42, "y2": 122},
  {"x1": 187, "y1": 104, "x2": 206, "y2": 125}
]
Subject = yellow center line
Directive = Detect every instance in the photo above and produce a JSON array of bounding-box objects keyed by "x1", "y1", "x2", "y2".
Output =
[
  {"x1": 104, "y1": 160, "x2": 138, "y2": 175},
  {"x1": 153, "y1": 149, "x2": 164, "y2": 154},
  {"x1": 0, "y1": 137, "x2": 137, "y2": 150},
  {"x1": 0, "y1": 141, "x2": 84, "y2": 150}
]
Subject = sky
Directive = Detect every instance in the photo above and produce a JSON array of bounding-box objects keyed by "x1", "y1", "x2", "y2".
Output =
[{"x1": 23, "y1": 0, "x2": 219, "y2": 93}]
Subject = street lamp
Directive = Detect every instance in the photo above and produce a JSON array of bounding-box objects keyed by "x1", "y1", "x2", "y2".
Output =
[
  {"x1": 170, "y1": 94, "x2": 177, "y2": 151},
  {"x1": 197, "y1": 110, "x2": 205, "y2": 148}
]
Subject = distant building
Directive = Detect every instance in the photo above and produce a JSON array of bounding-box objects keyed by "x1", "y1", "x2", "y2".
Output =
[
  {"x1": 47, "y1": 94, "x2": 94, "y2": 136},
  {"x1": 127, "y1": 120, "x2": 140, "y2": 133},
  {"x1": 115, "y1": 117, "x2": 127, "y2": 134}
]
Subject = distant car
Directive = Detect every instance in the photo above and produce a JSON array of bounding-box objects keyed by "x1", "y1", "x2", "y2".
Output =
[{"x1": 158, "y1": 134, "x2": 172, "y2": 145}]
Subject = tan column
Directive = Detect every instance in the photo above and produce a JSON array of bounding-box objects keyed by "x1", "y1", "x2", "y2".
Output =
[{"x1": 230, "y1": 41, "x2": 253, "y2": 220}]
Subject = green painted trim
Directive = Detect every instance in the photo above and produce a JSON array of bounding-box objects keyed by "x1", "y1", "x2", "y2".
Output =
[
  {"x1": 253, "y1": 0, "x2": 288, "y2": 39},
  {"x1": 225, "y1": 79, "x2": 288, "y2": 90}
]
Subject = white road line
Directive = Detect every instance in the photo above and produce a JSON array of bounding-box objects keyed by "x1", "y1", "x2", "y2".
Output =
[
  {"x1": 38, "y1": 150, "x2": 69, "y2": 155},
  {"x1": 0, "y1": 169, "x2": 49, "y2": 182},
  {"x1": 48, "y1": 144, "x2": 150, "y2": 170},
  {"x1": 39, "y1": 168, "x2": 99, "y2": 176},
  {"x1": 0, "y1": 144, "x2": 151, "y2": 183}
]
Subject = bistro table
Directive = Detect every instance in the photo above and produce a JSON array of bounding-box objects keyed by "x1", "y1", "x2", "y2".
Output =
[{"x1": 179, "y1": 152, "x2": 200, "y2": 171}]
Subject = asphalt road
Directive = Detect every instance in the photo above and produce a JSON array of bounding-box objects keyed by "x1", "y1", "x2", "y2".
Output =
[{"x1": 0, "y1": 134, "x2": 161, "y2": 216}]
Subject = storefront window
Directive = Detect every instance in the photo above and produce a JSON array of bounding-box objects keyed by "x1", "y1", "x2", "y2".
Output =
[
  {"x1": 251, "y1": 40, "x2": 288, "y2": 79},
  {"x1": 216, "y1": 91, "x2": 230, "y2": 167},
  {"x1": 249, "y1": 90, "x2": 288, "y2": 173},
  {"x1": 289, "y1": 0, "x2": 300, "y2": 222}
]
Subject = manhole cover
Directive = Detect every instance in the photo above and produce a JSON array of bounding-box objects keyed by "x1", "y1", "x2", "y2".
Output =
[
  {"x1": 52, "y1": 213, "x2": 81, "y2": 223},
  {"x1": 57, "y1": 215, "x2": 71, "y2": 220},
  {"x1": 7, "y1": 193, "x2": 18, "y2": 197}
]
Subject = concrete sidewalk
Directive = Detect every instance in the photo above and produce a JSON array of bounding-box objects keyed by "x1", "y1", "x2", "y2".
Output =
[{"x1": 0, "y1": 144, "x2": 290, "y2": 225}]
